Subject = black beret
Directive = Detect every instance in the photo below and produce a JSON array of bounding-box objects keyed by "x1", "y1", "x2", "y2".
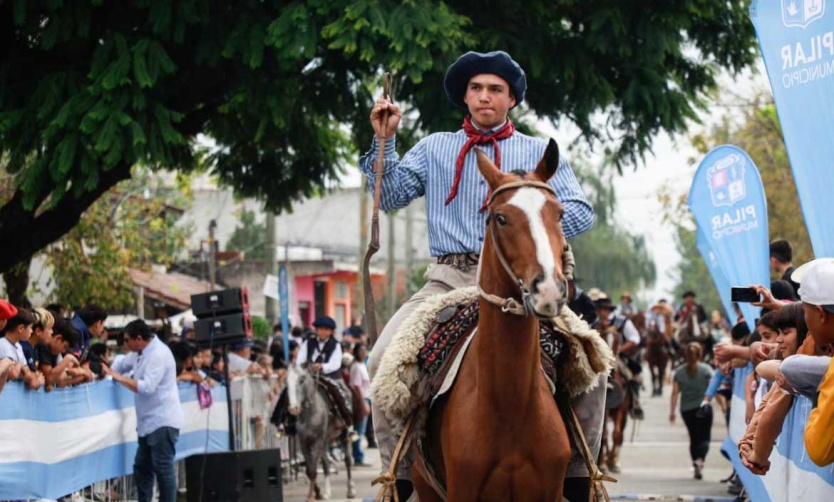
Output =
[{"x1": 444, "y1": 51, "x2": 526, "y2": 110}]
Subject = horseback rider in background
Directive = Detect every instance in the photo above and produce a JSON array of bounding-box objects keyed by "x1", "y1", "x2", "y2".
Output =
[{"x1": 594, "y1": 297, "x2": 644, "y2": 420}]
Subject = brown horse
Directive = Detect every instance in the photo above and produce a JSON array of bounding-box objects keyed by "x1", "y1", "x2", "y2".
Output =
[
  {"x1": 644, "y1": 306, "x2": 673, "y2": 397},
  {"x1": 413, "y1": 140, "x2": 571, "y2": 501},
  {"x1": 597, "y1": 319, "x2": 630, "y2": 474}
]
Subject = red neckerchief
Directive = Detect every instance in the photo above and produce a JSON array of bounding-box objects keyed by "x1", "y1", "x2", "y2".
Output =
[{"x1": 446, "y1": 115, "x2": 515, "y2": 210}]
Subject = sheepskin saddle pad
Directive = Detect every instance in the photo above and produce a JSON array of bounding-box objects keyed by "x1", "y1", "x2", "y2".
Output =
[{"x1": 371, "y1": 287, "x2": 614, "y2": 427}]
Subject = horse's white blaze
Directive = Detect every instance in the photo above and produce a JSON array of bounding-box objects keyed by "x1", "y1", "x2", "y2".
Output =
[{"x1": 508, "y1": 188, "x2": 556, "y2": 279}]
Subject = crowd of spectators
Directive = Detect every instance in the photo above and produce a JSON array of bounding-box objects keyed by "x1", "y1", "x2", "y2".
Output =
[{"x1": 676, "y1": 240, "x2": 834, "y2": 494}]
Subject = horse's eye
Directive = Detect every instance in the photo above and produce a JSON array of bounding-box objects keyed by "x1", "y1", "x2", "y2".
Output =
[{"x1": 495, "y1": 214, "x2": 508, "y2": 226}]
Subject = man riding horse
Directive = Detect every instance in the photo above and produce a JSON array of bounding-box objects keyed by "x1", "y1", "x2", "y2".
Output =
[
  {"x1": 361, "y1": 50, "x2": 600, "y2": 501},
  {"x1": 593, "y1": 297, "x2": 644, "y2": 420},
  {"x1": 273, "y1": 316, "x2": 354, "y2": 436}
]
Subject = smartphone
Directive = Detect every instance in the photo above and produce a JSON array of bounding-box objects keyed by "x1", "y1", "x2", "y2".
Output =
[{"x1": 731, "y1": 287, "x2": 760, "y2": 303}]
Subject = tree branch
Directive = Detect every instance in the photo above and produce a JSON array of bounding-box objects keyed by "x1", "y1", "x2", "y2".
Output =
[{"x1": 0, "y1": 163, "x2": 132, "y2": 273}]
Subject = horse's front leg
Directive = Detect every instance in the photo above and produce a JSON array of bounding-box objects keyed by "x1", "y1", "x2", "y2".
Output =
[
  {"x1": 343, "y1": 432, "x2": 356, "y2": 498},
  {"x1": 302, "y1": 442, "x2": 320, "y2": 502},
  {"x1": 320, "y1": 439, "x2": 332, "y2": 500}
]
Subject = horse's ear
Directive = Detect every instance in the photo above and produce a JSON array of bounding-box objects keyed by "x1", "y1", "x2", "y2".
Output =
[
  {"x1": 534, "y1": 138, "x2": 560, "y2": 182},
  {"x1": 475, "y1": 147, "x2": 505, "y2": 188}
]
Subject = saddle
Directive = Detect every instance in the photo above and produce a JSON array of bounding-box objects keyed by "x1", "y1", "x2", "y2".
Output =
[
  {"x1": 371, "y1": 287, "x2": 615, "y2": 431},
  {"x1": 316, "y1": 377, "x2": 354, "y2": 428},
  {"x1": 417, "y1": 298, "x2": 571, "y2": 399}
]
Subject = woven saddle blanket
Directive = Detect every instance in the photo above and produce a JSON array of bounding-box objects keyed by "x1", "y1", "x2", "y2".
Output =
[{"x1": 371, "y1": 287, "x2": 614, "y2": 427}]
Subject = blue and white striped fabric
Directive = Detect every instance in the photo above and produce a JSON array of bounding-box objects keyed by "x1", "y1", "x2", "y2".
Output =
[
  {"x1": 721, "y1": 366, "x2": 834, "y2": 501},
  {"x1": 0, "y1": 380, "x2": 228, "y2": 500},
  {"x1": 359, "y1": 130, "x2": 594, "y2": 257}
]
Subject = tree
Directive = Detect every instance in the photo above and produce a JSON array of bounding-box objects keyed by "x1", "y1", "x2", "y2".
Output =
[
  {"x1": 44, "y1": 169, "x2": 192, "y2": 311},
  {"x1": 226, "y1": 209, "x2": 267, "y2": 261},
  {"x1": 0, "y1": 1, "x2": 759, "y2": 274}
]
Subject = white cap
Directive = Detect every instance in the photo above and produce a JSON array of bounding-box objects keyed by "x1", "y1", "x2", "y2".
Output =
[{"x1": 793, "y1": 258, "x2": 834, "y2": 311}]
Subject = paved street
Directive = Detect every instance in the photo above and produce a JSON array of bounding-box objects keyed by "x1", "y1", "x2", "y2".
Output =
[{"x1": 282, "y1": 373, "x2": 739, "y2": 501}]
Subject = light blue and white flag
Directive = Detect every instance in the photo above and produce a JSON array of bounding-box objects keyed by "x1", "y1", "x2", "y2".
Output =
[
  {"x1": 751, "y1": 0, "x2": 834, "y2": 257},
  {"x1": 0, "y1": 381, "x2": 228, "y2": 500},
  {"x1": 687, "y1": 145, "x2": 770, "y2": 329}
]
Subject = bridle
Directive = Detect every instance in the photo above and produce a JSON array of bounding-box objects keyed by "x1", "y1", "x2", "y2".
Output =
[{"x1": 476, "y1": 180, "x2": 569, "y2": 317}]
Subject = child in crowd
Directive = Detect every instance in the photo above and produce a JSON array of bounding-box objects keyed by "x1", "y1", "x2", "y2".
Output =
[
  {"x1": 0, "y1": 308, "x2": 44, "y2": 390},
  {"x1": 39, "y1": 319, "x2": 86, "y2": 389},
  {"x1": 21, "y1": 307, "x2": 54, "y2": 372}
]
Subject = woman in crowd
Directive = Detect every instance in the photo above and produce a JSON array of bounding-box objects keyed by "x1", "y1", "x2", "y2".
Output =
[
  {"x1": 671, "y1": 342, "x2": 714, "y2": 480},
  {"x1": 739, "y1": 302, "x2": 812, "y2": 474}
]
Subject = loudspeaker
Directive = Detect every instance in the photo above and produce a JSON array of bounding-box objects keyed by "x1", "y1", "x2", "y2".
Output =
[
  {"x1": 191, "y1": 288, "x2": 250, "y2": 318},
  {"x1": 185, "y1": 449, "x2": 282, "y2": 501},
  {"x1": 194, "y1": 312, "x2": 252, "y2": 345}
]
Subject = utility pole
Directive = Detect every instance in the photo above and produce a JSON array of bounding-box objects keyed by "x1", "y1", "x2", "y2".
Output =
[
  {"x1": 387, "y1": 211, "x2": 396, "y2": 320},
  {"x1": 405, "y1": 205, "x2": 414, "y2": 296},
  {"x1": 208, "y1": 219, "x2": 217, "y2": 290},
  {"x1": 265, "y1": 210, "x2": 278, "y2": 323},
  {"x1": 358, "y1": 181, "x2": 369, "y2": 314}
]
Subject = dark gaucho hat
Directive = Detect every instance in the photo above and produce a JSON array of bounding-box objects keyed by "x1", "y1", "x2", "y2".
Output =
[{"x1": 444, "y1": 51, "x2": 527, "y2": 110}]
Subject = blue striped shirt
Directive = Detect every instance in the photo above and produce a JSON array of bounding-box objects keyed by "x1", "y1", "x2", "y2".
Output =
[{"x1": 359, "y1": 129, "x2": 595, "y2": 256}]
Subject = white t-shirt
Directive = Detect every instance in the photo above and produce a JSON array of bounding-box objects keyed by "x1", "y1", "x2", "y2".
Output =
[
  {"x1": 0, "y1": 337, "x2": 25, "y2": 363},
  {"x1": 349, "y1": 361, "x2": 371, "y2": 400},
  {"x1": 227, "y1": 351, "x2": 253, "y2": 374}
]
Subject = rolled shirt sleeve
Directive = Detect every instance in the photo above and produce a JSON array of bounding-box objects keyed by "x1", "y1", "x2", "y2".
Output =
[{"x1": 804, "y1": 356, "x2": 834, "y2": 466}]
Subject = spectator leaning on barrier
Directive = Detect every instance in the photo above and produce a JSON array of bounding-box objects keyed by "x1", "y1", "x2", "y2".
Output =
[
  {"x1": 71, "y1": 304, "x2": 108, "y2": 352},
  {"x1": 0, "y1": 307, "x2": 44, "y2": 390},
  {"x1": 104, "y1": 320, "x2": 184, "y2": 502},
  {"x1": 38, "y1": 319, "x2": 85, "y2": 390},
  {"x1": 777, "y1": 258, "x2": 834, "y2": 467}
]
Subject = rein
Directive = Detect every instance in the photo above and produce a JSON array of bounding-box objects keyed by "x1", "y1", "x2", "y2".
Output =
[{"x1": 476, "y1": 180, "x2": 569, "y2": 317}]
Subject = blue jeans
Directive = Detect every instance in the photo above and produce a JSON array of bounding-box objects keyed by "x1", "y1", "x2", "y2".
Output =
[
  {"x1": 135, "y1": 426, "x2": 179, "y2": 502},
  {"x1": 352, "y1": 398, "x2": 371, "y2": 463}
]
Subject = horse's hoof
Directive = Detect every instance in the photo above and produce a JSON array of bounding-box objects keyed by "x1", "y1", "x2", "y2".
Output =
[
  {"x1": 609, "y1": 465, "x2": 621, "y2": 474},
  {"x1": 347, "y1": 489, "x2": 357, "y2": 499}
]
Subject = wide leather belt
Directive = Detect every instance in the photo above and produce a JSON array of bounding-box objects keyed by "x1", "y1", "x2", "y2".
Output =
[{"x1": 436, "y1": 253, "x2": 480, "y2": 271}]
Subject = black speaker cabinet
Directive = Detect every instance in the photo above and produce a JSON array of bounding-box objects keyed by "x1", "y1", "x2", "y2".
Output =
[
  {"x1": 185, "y1": 449, "x2": 282, "y2": 502},
  {"x1": 194, "y1": 312, "x2": 252, "y2": 346},
  {"x1": 191, "y1": 288, "x2": 250, "y2": 318}
]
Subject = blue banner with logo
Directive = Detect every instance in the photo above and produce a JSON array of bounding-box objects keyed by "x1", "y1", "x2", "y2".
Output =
[
  {"x1": 687, "y1": 145, "x2": 769, "y2": 329},
  {"x1": 751, "y1": 0, "x2": 834, "y2": 257},
  {"x1": 695, "y1": 227, "x2": 738, "y2": 325}
]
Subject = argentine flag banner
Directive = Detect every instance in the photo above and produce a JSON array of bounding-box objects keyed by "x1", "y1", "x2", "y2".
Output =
[
  {"x1": 751, "y1": 0, "x2": 834, "y2": 256},
  {"x1": 687, "y1": 145, "x2": 769, "y2": 329},
  {"x1": 0, "y1": 381, "x2": 229, "y2": 500}
]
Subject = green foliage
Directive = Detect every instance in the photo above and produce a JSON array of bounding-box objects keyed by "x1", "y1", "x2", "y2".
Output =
[
  {"x1": 225, "y1": 209, "x2": 267, "y2": 261},
  {"x1": 0, "y1": 0, "x2": 758, "y2": 274},
  {"x1": 45, "y1": 168, "x2": 192, "y2": 311},
  {"x1": 251, "y1": 315, "x2": 271, "y2": 341}
]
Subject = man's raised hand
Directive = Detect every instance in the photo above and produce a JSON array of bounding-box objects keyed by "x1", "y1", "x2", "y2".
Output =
[{"x1": 370, "y1": 98, "x2": 401, "y2": 138}]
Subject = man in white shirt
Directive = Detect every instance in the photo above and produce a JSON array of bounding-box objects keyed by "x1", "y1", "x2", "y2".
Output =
[{"x1": 105, "y1": 320, "x2": 184, "y2": 502}]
